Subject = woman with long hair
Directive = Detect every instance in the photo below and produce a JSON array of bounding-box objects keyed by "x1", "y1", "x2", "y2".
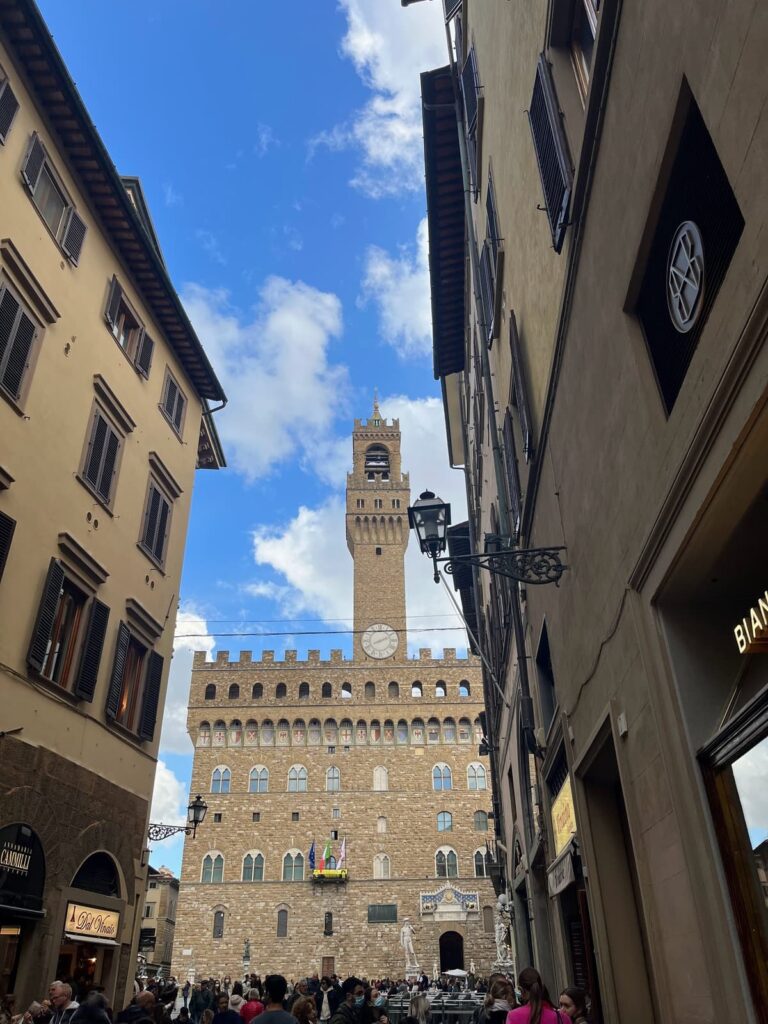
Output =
[
  {"x1": 505, "y1": 969, "x2": 559, "y2": 1024},
  {"x1": 484, "y1": 978, "x2": 517, "y2": 1024},
  {"x1": 292, "y1": 998, "x2": 318, "y2": 1024},
  {"x1": 557, "y1": 989, "x2": 588, "y2": 1023},
  {"x1": 407, "y1": 994, "x2": 428, "y2": 1024}
]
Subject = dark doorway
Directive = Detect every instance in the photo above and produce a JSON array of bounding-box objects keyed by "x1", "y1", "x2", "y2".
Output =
[{"x1": 439, "y1": 930, "x2": 464, "y2": 971}]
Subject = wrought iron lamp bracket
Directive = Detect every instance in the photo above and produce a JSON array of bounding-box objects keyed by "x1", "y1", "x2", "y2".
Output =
[
  {"x1": 433, "y1": 544, "x2": 567, "y2": 586},
  {"x1": 147, "y1": 823, "x2": 195, "y2": 842}
]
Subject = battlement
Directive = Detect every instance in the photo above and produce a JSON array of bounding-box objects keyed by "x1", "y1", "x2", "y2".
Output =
[{"x1": 191, "y1": 647, "x2": 473, "y2": 669}]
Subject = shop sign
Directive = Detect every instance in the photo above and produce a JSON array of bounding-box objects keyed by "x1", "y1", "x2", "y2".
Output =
[
  {"x1": 551, "y1": 776, "x2": 577, "y2": 857},
  {"x1": 65, "y1": 902, "x2": 120, "y2": 940},
  {"x1": 547, "y1": 848, "x2": 576, "y2": 897},
  {"x1": 734, "y1": 591, "x2": 768, "y2": 653},
  {"x1": 0, "y1": 823, "x2": 45, "y2": 915}
]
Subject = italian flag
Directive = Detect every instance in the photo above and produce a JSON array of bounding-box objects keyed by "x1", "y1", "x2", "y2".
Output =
[{"x1": 319, "y1": 840, "x2": 332, "y2": 870}]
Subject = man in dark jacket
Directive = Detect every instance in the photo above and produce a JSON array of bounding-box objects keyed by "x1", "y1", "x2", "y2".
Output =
[
  {"x1": 315, "y1": 978, "x2": 341, "y2": 1023},
  {"x1": 328, "y1": 979, "x2": 363, "y2": 1024},
  {"x1": 116, "y1": 992, "x2": 155, "y2": 1024}
]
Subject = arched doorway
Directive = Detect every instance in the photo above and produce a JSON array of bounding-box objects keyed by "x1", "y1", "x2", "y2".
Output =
[{"x1": 439, "y1": 930, "x2": 464, "y2": 972}]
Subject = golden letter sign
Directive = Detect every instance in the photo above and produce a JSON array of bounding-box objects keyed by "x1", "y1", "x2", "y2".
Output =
[
  {"x1": 551, "y1": 776, "x2": 577, "y2": 857},
  {"x1": 66, "y1": 902, "x2": 120, "y2": 940}
]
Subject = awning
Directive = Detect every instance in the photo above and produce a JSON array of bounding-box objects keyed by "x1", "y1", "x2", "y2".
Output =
[
  {"x1": 0, "y1": 902, "x2": 45, "y2": 919},
  {"x1": 547, "y1": 840, "x2": 577, "y2": 897},
  {"x1": 64, "y1": 933, "x2": 119, "y2": 947}
]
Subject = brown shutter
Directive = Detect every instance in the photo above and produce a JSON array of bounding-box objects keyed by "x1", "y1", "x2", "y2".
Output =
[
  {"x1": 153, "y1": 493, "x2": 171, "y2": 563},
  {"x1": 21, "y1": 134, "x2": 45, "y2": 192},
  {"x1": 138, "y1": 650, "x2": 164, "y2": 741},
  {"x1": 27, "y1": 558, "x2": 64, "y2": 673},
  {"x1": 2, "y1": 309, "x2": 37, "y2": 399},
  {"x1": 84, "y1": 412, "x2": 108, "y2": 489},
  {"x1": 443, "y1": 0, "x2": 462, "y2": 20},
  {"x1": 503, "y1": 410, "x2": 522, "y2": 533},
  {"x1": 134, "y1": 331, "x2": 154, "y2": 378},
  {"x1": 528, "y1": 54, "x2": 573, "y2": 253},
  {"x1": 142, "y1": 484, "x2": 161, "y2": 551},
  {"x1": 0, "y1": 79, "x2": 19, "y2": 144},
  {"x1": 461, "y1": 48, "x2": 479, "y2": 132},
  {"x1": 61, "y1": 210, "x2": 87, "y2": 266},
  {"x1": 509, "y1": 312, "x2": 534, "y2": 461},
  {"x1": 73, "y1": 599, "x2": 110, "y2": 702},
  {"x1": 172, "y1": 391, "x2": 185, "y2": 431},
  {"x1": 0, "y1": 286, "x2": 20, "y2": 369},
  {"x1": 97, "y1": 426, "x2": 120, "y2": 502},
  {"x1": 479, "y1": 241, "x2": 495, "y2": 342},
  {"x1": 0, "y1": 510, "x2": 16, "y2": 583},
  {"x1": 105, "y1": 277, "x2": 122, "y2": 328},
  {"x1": 105, "y1": 622, "x2": 130, "y2": 719}
]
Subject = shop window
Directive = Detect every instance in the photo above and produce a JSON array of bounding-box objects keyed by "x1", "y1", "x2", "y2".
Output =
[
  {"x1": 433, "y1": 764, "x2": 452, "y2": 791},
  {"x1": 212, "y1": 909, "x2": 224, "y2": 938},
  {"x1": 104, "y1": 277, "x2": 154, "y2": 377},
  {"x1": 252, "y1": 683, "x2": 263, "y2": 699},
  {"x1": 437, "y1": 811, "x2": 453, "y2": 833},
  {"x1": 373, "y1": 854, "x2": 391, "y2": 879},
  {"x1": 436, "y1": 848, "x2": 458, "y2": 878},
  {"x1": 105, "y1": 623, "x2": 163, "y2": 741},
  {"x1": 21, "y1": 135, "x2": 87, "y2": 264},
  {"x1": 205, "y1": 684, "x2": 216, "y2": 700},
  {"x1": 242, "y1": 852, "x2": 264, "y2": 882},
  {"x1": 277, "y1": 908, "x2": 288, "y2": 937},
  {"x1": 288, "y1": 765, "x2": 307, "y2": 792},
  {"x1": 282, "y1": 851, "x2": 304, "y2": 881}
]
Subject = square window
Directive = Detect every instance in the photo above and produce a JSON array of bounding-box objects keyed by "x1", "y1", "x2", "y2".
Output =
[
  {"x1": 327, "y1": 745, "x2": 336, "y2": 754},
  {"x1": 292, "y1": 811, "x2": 300, "y2": 822},
  {"x1": 330, "y1": 830, "x2": 339, "y2": 841},
  {"x1": 252, "y1": 812, "x2": 261, "y2": 823},
  {"x1": 332, "y1": 808, "x2": 340, "y2": 819},
  {"x1": 213, "y1": 812, "x2": 222, "y2": 823}
]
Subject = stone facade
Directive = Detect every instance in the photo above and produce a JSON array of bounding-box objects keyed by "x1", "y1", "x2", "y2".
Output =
[
  {"x1": 140, "y1": 867, "x2": 179, "y2": 977},
  {"x1": 172, "y1": 408, "x2": 497, "y2": 981}
]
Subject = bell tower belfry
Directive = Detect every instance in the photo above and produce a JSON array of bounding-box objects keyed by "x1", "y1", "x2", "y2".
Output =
[{"x1": 346, "y1": 396, "x2": 410, "y2": 662}]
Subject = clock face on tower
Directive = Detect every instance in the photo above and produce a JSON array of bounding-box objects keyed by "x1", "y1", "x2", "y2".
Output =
[{"x1": 362, "y1": 623, "x2": 399, "y2": 659}]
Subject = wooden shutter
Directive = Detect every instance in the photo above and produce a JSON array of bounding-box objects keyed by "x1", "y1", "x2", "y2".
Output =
[
  {"x1": 0, "y1": 510, "x2": 16, "y2": 583},
  {"x1": 142, "y1": 484, "x2": 161, "y2": 552},
  {"x1": 163, "y1": 376, "x2": 178, "y2": 419},
  {"x1": 461, "y1": 48, "x2": 479, "y2": 132},
  {"x1": 61, "y1": 209, "x2": 87, "y2": 265},
  {"x1": 0, "y1": 79, "x2": 19, "y2": 144},
  {"x1": 172, "y1": 390, "x2": 185, "y2": 431},
  {"x1": 134, "y1": 331, "x2": 154, "y2": 378},
  {"x1": 503, "y1": 410, "x2": 522, "y2": 532},
  {"x1": 2, "y1": 308, "x2": 37, "y2": 400},
  {"x1": 0, "y1": 287, "x2": 20, "y2": 380},
  {"x1": 509, "y1": 311, "x2": 534, "y2": 461},
  {"x1": 27, "y1": 558, "x2": 64, "y2": 673},
  {"x1": 21, "y1": 134, "x2": 45, "y2": 192},
  {"x1": 153, "y1": 492, "x2": 171, "y2": 563},
  {"x1": 105, "y1": 621, "x2": 130, "y2": 719},
  {"x1": 97, "y1": 427, "x2": 120, "y2": 501},
  {"x1": 479, "y1": 241, "x2": 495, "y2": 341},
  {"x1": 105, "y1": 277, "x2": 123, "y2": 329},
  {"x1": 73, "y1": 599, "x2": 110, "y2": 702},
  {"x1": 528, "y1": 54, "x2": 573, "y2": 253},
  {"x1": 84, "y1": 412, "x2": 108, "y2": 488},
  {"x1": 443, "y1": 0, "x2": 462, "y2": 20},
  {"x1": 138, "y1": 650, "x2": 163, "y2": 741}
]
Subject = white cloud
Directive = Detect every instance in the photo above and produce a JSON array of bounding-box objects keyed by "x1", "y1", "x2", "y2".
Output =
[
  {"x1": 182, "y1": 278, "x2": 349, "y2": 482},
  {"x1": 148, "y1": 760, "x2": 188, "y2": 861},
  {"x1": 158, "y1": 604, "x2": 215, "y2": 756},
  {"x1": 254, "y1": 123, "x2": 278, "y2": 157},
  {"x1": 311, "y1": 0, "x2": 446, "y2": 197},
  {"x1": 163, "y1": 182, "x2": 183, "y2": 207},
  {"x1": 250, "y1": 395, "x2": 470, "y2": 654},
  {"x1": 196, "y1": 229, "x2": 227, "y2": 266},
  {"x1": 361, "y1": 217, "x2": 432, "y2": 358}
]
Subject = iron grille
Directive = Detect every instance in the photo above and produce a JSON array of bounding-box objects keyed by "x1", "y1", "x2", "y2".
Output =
[
  {"x1": 528, "y1": 54, "x2": 573, "y2": 253},
  {"x1": 443, "y1": 0, "x2": 462, "y2": 21}
]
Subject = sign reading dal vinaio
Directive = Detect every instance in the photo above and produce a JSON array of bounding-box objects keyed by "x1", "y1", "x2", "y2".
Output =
[
  {"x1": 551, "y1": 776, "x2": 577, "y2": 857},
  {"x1": 66, "y1": 902, "x2": 120, "y2": 940}
]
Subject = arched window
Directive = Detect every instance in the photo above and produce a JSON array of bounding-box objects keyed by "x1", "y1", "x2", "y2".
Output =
[
  {"x1": 249, "y1": 766, "x2": 269, "y2": 793},
  {"x1": 427, "y1": 718, "x2": 440, "y2": 743},
  {"x1": 468, "y1": 763, "x2": 487, "y2": 790},
  {"x1": 299, "y1": 682, "x2": 310, "y2": 699},
  {"x1": 365, "y1": 681, "x2": 375, "y2": 699},
  {"x1": 340, "y1": 719, "x2": 353, "y2": 744},
  {"x1": 212, "y1": 720, "x2": 226, "y2": 746},
  {"x1": 197, "y1": 722, "x2": 211, "y2": 746},
  {"x1": 373, "y1": 853, "x2": 391, "y2": 879},
  {"x1": 277, "y1": 719, "x2": 290, "y2": 745},
  {"x1": 244, "y1": 720, "x2": 258, "y2": 745},
  {"x1": 204, "y1": 684, "x2": 216, "y2": 700},
  {"x1": 377, "y1": 816, "x2": 387, "y2": 833},
  {"x1": 412, "y1": 718, "x2": 425, "y2": 744},
  {"x1": 373, "y1": 766, "x2": 389, "y2": 791},
  {"x1": 474, "y1": 849, "x2": 491, "y2": 877},
  {"x1": 383, "y1": 720, "x2": 395, "y2": 743},
  {"x1": 474, "y1": 810, "x2": 489, "y2": 832},
  {"x1": 229, "y1": 719, "x2": 242, "y2": 745},
  {"x1": 396, "y1": 719, "x2": 409, "y2": 744},
  {"x1": 356, "y1": 720, "x2": 368, "y2": 744},
  {"x1": 443, "y1": 717, "x2": 456, "y2": 743},
  {"x1": 341, "y1": 683, "x2": 352, "y2": 699},
  {"x1": 242, "y1": 852, "x2": 264, "y2": 882},
  {"x1": 326, "y1": 766, "x2": 340, "y2": 792},
  {"x1": 308, "y1": 719, "x2": 321, "y2": 745},
  {"x1": 252, "y1": 683, "x2": 263, "y2": 700},
  {"x1": 276, "y1": 683, "x2": 287, "y2": 699},
  {"x1": 322, "y1": 682, "x2": 332, "y2": 699},
  {"x1": 282, "y1": 851, "x2": 304, "y2": 881},
  {"x1": 459, "y1": 680, "x2": 471, "y2": 697},
  {"x1": 412, "y1": 681, "x2": 423, "y2": 698},
  {"x1": 370, "y1": 719, "x2": 381, "y2": 743},
  {"x1": 201, "y1": 853, "x2": 224, "y2": 883},
  {"x1": 292, "y1": 719, "x2": 306, "y2": 745},
  {"x1": 437, "y1": 811, "x2": 453, "y2": 833},
  {"x1": 388, "y1": 681, "x2": 399, "y2": 699},
  {"x1": 483, "y1": 906, "x2": 494, "y2": 933},
  {"x1": 288, "y1": 765, "x2": 308, "y2": 792},
  {"x1": 458, "y1": 718, "x2": 472, "y2": 742},
  {"x1": 213, "y1": 909, "x2": 225, "y2": 938},
  {"x1": 436, "y1": 848, "x2": 458, "y2": 878},
  {"x1": 433, "y1": 764, "x2": 452, "y2": 791},
  {"x1": 277, "y1": 907, "x2": 288, "y2": 936},
  {"x1": 211, "y1": 767, "x2": 231, "y2": 794},
  {"x1": 365, "y1": 444, "x2": 390, "y2": 474},
  {"x1": 324, "y1": 719, "x2": 338, "y2": 744},
  {"x1": 435, "y1": 680, "x2": 446, "y2": 698},
  {"x1": 228, "y1": 683, "x2": 239, "y2": 699},
  {"x1": 261, "y1": 719, "x2": 274, "y2": 745},
  {"x1": 474, "y1": 718, "x2": 484, "y2": 742},
  {"x1": 327, "y1": 855, "x2": 337, "y2": 869}
]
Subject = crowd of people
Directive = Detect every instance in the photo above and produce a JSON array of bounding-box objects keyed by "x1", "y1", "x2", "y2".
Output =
[{"x1": 0, "y1": 967, "x2": 589, "y2": 1024}]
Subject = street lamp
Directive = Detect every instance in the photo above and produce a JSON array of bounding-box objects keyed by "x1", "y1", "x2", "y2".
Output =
[
  {"x1": 147, "y1": 794, "x2": 208, "y2": 842},
  {"x1": 407, "y1": 490, "x2": 567, "y2": 586}
]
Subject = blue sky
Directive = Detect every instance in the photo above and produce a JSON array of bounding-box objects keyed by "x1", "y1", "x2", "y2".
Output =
[{"x1": 38, "y1": 0, "x2": 468, "y2": 873}]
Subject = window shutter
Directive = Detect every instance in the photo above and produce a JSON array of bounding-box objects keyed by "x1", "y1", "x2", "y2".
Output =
[
  {"x1": 73, "y1": 599, "x2": 110, "y2": 702},
  {"x1": 134, "y1": 331, "x2": 154, "y2": 378},
  {"x1": 528, "y1": 54, "x2": 573, "y2": 253},
  {"x1": 479, "y1": 241, "x2": 495, "y2": 341},
  {"x1": 105, "y1": 621, "x2": 130, "y2": 720},
  {"x1": 61, "y1": 209, "x2": 87, "y2": 266},
  {"x1": 138, "y1": 650, "x2": 163, "y2": 741},
  {"x1": 443, "y1": 0, "x2": 462, "y2": 20},
  {"x1": 142, "y1": 484, "x2": 161, "y2": 552},
  {"x1": 0, "y1": 510, "x2": 16, "y2": 584},
  {"x1": 461, "y1": 48, "x2": 479, "y2": 133},
  {"x1": 0, "y1": 79, "x2": 19, "y2": 144},
  {"x1": 486, "y1": 174, "x2": 500, "y2": 264},
  {"x1": 97, "y1": 426, "x2": 120, "y2": 502},
  {"x1": 502, "y1": 410, "x2": 522, "y2": 533},
  {"x1": 0, "y1": 286, "x2": 20, "y2": 369},
  {"x1": 84, "y1": 413, "x2": 108, "y2": 489},
  {"x1": 2, "y1": 310, "x2": 37, "y2": 400},
  {"x1": 21, "y1": 134, "x2": 45, "y2": 193},
  {"x1": 153, "y1": 493, "x2": 171, "y2": 563},
  {"x1": 105, "y1": 277, "x2": 122, "y2": 329},
  {"x1": 164, "y1": 376, "x2": 178, "y2": 419},
  {"x1": 27, "y1": 558, "x2": 65, "y2": 673},
  {"x1": 509, "y1": 311, "x2": 534, "y2": 461},
  {"x1": 172, "y1": 391, "x2": 184, "y2": 432}
]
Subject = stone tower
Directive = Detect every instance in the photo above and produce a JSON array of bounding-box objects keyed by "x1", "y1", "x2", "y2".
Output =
[{"x1": 345, "y1": 396, "x2": 410, "y2": 661}]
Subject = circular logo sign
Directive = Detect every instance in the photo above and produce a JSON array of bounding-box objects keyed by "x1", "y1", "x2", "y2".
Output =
[{"x1": 667, "y1": 221, "x2": 705, "y2": 333}]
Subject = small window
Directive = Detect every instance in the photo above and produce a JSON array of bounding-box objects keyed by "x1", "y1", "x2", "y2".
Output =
[
  {"x1": 277, "y1": 907, "x2": 288, "y2": 936},
  {"x1": 104, "y1": 277, "x2": 154, "y2": 377},
  {"x1": 205, "y1": 684, "x2": 216, "y2": 700},
  {"x1": 377, "y1": 816, "x2": 387, "y2": 833},
  {"x1": 228, "y1": 683, "x2": 239, "y2": 699},
  {"x1": 388, "y1": 681, "x2": 400, "y2": 699},
  {"x1": 105, "y1": 623, "x2": 163, "y2": 741},
  {"x1": 139, "y1": 478, "x2": 173, "y2": 568},
  {"x1": 212, "y1": 909, "x2": 225, "y2": 938},
  {"x1": 201, "y1": 853, "x2": 224, "y2": 884},
  {"x1": 326, "y1": 766, "x2": 340, "y2": 792},
  {"x1": 365, "y1": 444, "x2": 390, "y2": 474},
  {"x1": 22, "y1": 135, "x2": 87, "y2": 264},
  {"x1": 160, "y1": 368, "x2": 187, "y2": 437},
  {"x1": 412, "y1": 681, "x2": 423, "y2": 698},
  {"x1": 197, "y1": 722, "x2": 211, "y2": 747},
  {"x1": 459, "y1": 680, "x2": 471, "y2": 697},
  {"x1": 81, "y1": 405, "x2": 123, "y2": 508},
  {"x1": 249, "y1": 767, "x2": 269, "y2": 793},
  {"x1": 474, "y1": 810, "x2": 489, "y2": 832},
  {"x1": 0, "y1": 69, "x2": 20, "y2": 144},
  {"x1": 330, "y1": 829, "x2": 339, "y2": 841},
  {"x1": 433, "y1": 764, "x2": 452, "y2": 791},
  {"x1": 436, "y1": 848, "x2": 458, "y2": 878},
  {"x1": 332, "y1": 807, "x2": 341, "y2": 819},
  {"x1": 0, "y1": 511, "x2": 15, "y2": 585},
  {"x1": 536, "y1": 623, "x2": 557, "y2": 733},
  {"x1": 242, "y1": 852, "x2": 264, "y2": 882},
  {"x1": 299, "y1": 682, "x2": 310, "y2": 699},
  {"x1": 356, "y1": 499, "x2": 365, "y2": 509},
  {"x1": 368, "y1": 904, "x2": 397, "y2": 924},
  {"x1": 252, "y1": 812, "x2": 261, "y2": 823},
  {"x1": 322, "y1": 682, "x2": 332, "y2": 699},
  {"x1": 483, "y1": 906, "x2": 494, "y2": 933},
  {"x1": 443, "y1": 718, "x2": 456, "y2": 743},
  {"x1": 437, "y1": 811, "x2": 453, "y2": 833},
  {"x1": 292, "y1": 811, "x2": 300, "y2": 823},
  {"x1": 211, "y1": 767, "x2": 231, "y2": 794},
  {"x1": 276, "y1": 683, "x2": 287, "y2": 699},
  {"x1": 288, "y1": 765, "x2": 308, "y2": 792},
  {"x1": 229, "y1": 719, "x2": 242, "y2": 745},
  {"x1": 213, "y1": 812, "x2": 222, "y2": 823},
  {"x1": 436, "y1": 681, "x2": 447, "y2": 698},
  {"x1": 252, "y1": 683, "x2": 263, "y2": 699},
  {"x1": 0, "y1": 282, "x2": 41, "y2": 405},
  {"x1": 341, "y1": 682, "x2": 352, "y2": 699},
  {"x1": 373, "y1": 853, "x2": 391, "y2": 880}
]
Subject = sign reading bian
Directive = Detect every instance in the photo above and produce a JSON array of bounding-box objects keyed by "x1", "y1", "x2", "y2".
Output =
[
  {"x1": 551, "y1": 776, "x2": 577, "y2": 857},
  {"x1": 66, "y1": 902, "x2": 120, "y2": 940},
  {"x1": 734, "y1": 590, "x2": 768, "y2": 653}
]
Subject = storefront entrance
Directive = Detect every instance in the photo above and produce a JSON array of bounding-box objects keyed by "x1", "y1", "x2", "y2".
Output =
[
  {"x1": 439, "y1": 931, "x2": 464, "y2": 971},
  {"x1": 0, "y1": 823, "x2": 45, "y2": 998},
  {"x1": 58, "y1": 853, "x2": 123, "y2": 999},
  {"x1": 57, "y1": 941, "x2": 115, "y2": 995}
]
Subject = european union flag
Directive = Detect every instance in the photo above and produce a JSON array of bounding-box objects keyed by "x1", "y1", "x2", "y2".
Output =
[{"x1": 308, "y1": 840, "x2": 316, "y2": 870}]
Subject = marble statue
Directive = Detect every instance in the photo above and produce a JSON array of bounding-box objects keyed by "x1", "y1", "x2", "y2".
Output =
[
  {"x1": 493, "y1": 895, "x2": 515, "y2": 973},
  {"x1": 400, "y1": 917, "x2": 420, "y2": 973}
]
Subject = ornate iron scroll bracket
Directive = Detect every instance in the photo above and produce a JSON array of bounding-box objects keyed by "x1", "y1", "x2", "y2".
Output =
[
  {"x1": 147, "y1": 823, "x2": 194, "y2": 842},
  {"x1": 435, "y1": 545, "x2": 567, "y2": 585}
]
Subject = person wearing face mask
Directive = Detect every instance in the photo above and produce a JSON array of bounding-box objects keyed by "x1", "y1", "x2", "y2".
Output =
[{"x1": 328, "y1": 979, "x2": 364, "y2": 1024}]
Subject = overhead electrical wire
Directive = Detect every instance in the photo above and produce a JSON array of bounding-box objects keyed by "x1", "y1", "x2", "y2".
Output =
[{"x1": 174, "y1": 625, "x2": 470, "y2": 639}]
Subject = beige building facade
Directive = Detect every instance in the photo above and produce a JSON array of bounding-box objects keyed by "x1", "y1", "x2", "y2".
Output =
[
  {"x1": 139, "y1": 867, "x2": 179, "y2": 979},
  {"x1": 421, "y1": 0, "x2": 768, "y2": 1022},
  {"x1": 172, "y1": 408, "x2": 498, "y2": 981},
  {"x1": 0, "y1": 0, "x2": 224, "y2": 1007}
]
